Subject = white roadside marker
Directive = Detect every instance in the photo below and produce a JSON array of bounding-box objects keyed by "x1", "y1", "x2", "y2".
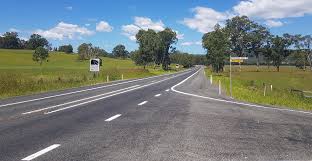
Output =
[
  {"x1": 21, "y1": 144, "x2": 60, "y2": 161},
  {"x1": 105, "y1": 114, "x2": 122, "y2": 122},
  {"x1": 155, "y1": 94, "x2": 162, "y2": 97},
  {"x1": 138, "y1": 101, "x2": 148, "y2": 106},
  {"x1": 165, "y1": 89, "x2": 170, "y2": 92}
]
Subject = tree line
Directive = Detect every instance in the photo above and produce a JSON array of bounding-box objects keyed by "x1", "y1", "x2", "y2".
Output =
[{"x1": 202, "y1": 16, "x2": 312, "y2": 72}]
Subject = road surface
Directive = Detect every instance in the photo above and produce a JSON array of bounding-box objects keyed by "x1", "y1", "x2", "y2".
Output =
[{"x1": 1, "y1": 67, "x2": 312, "y2": 161}]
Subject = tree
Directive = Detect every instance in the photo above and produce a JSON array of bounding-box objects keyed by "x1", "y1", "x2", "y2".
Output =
[
  {"x1": 136, "y1": 29, "x2": 160, "y2": 68},
  {"x1": 130, "y1": 50, "x2": 144, "y2": 66},
  {"x1": 0, "y1": 32, "x2": 20, "y2": 49},
  {"x1": 270, "y1": 35, "x2": 292, "y2": 72},
  {"x1": 225, "y1": 16, "x2": 253, "y2": 57},
  {"x1": 303, "y1": 35, "x2": 312, "y2": 70},
  {"x1": 112, "y1": 44, "x2": 129, "y2": 59},
  {"x1": 202, "y1": 24, "x2": 230, "y2": 73},
  {"x1": 78, "y1": 43, "x2": 93, "y2": 60},
  {"x1": 32, "y1": 46, "x2": 49, "y2": 65},
  {"x1": 58, "y1": 44, "x2": 73, "y2": 53},
  {"x1": 158, "y1": 28, "x2": 177, "y2": 70},
  {"x1": 291, "y1": 34, "x2": 308, "y2": 70},
  {"x1": 247, "y1": 23, "x2": 270, "y2": 71},
  {"x1": 27, "y1": 34, "x2": 49, "y2": 50}
]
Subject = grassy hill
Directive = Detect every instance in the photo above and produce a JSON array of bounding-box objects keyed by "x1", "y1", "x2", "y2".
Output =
[{"x1": 0, "y1": 49, "x2": 179, "y2": 98}]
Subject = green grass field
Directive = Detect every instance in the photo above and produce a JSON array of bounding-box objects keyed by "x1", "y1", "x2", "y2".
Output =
[
  {"x1": 0, "y1": 49, "x2": 181, "y2": 98},
  {"x1": 205, "y1": 65, "x2": 312, "y2": 110}
]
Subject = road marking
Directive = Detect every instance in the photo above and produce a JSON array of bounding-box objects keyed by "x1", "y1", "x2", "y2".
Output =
[
  {"x1": 44, "y1": 72, "x2": 190, "y2": 114},
  {"x1": 138, "y1": 101, "x2": 148, "y2": 106},
  {"x1": 21, "y1": 144, "x2": 60, "y2": 161},
  {"x1": 105, "y1": 114, "x2": 122, "y2": 121},
  {"x1": 171, "y1": 67, "x2": 312, "y2": 115},
  {"x1": 155, "y1": 94, "x2": 162, "y2": 97},
  {"x1": 0, "y1": 69, "x2": 192, "y2": 108},
  {"x1": 165, "y1": 89, "x2": 170, "y2": 92},
  {"x1": 22, "y1": 85, "x2": 140, "y2": 115}
]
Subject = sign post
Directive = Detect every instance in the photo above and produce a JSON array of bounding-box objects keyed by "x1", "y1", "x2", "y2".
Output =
[
  {"x1": 229, "y1": 57, "x2": 248, "y2": 98},
  {"x1": 90, "y1": 59, "x2": 100, "y2": 77}
]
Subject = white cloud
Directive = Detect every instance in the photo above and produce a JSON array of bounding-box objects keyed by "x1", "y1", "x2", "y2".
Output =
[
  {"x1": 182, "y1": 7, "x2": 230, "y2": 33},
  {"x1": 85, "y1": 23, "x2": 90, "y2": 27},
  {"x1": 233, "y1": 0, "x2": 312, "y2": 19},
  {"x1": 20, "y1": 37, "x2": 28, "y2": 41},
  {"x1": 121, "y1": 24, "x2": 140, "y2": 41},
  {"x1": 65, "y1": 6, "x2": 73, "y2": 11},
  {"x1": 35, "y1": 22, "x2": 94, "y2": 40},
  {"x1": 181, "y1": 41, "x2": 202, "y2": 46},
  {"x1": 121, "y1": 16, "x2": 183, "y2": 41},
  {"x1": 96, "y1": 21, "x2": 113, "y2": 32},
  {"x1": 265, "y1": 20, "x2": 284, "y2": 28},
  {"x1": 121, "y1": 16, "x2": 165, "y2": 41},
  {"x1": 182, "y1": 0, "x2": 312, "y2": 32},
  {"x1": 174, "y1": 30, "x2": 184, "y2": 40},
  {"x1": 9, "y1": 28, "x2": 20, "y2": 32}
]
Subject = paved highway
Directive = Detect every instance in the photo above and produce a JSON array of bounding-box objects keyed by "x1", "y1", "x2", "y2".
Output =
[{"x1": 1, "y1": 67, "x2": 312, "y2": 161}]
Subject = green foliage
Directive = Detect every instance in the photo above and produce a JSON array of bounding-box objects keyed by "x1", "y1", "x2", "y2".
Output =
[
  {"x1": 158, "y1": 28, "x2": 177, "y2": 70},
  {"x1": 135, "y1": 28, "x2": 177, "y2": 70},
  {"x1": 136, "y1": 29, "x2": 160, "y2": 68},
  {"x1": 202, "y1": 24, "x2": 229, "y2": 72},
  {"x1": 205, "y1": 66, "x2": 312, "y2": 110},
  {"x1": 58, "y1": 44, "x2": 73, "y2": 53},
  {"x1": 32, "y1": 46, "x2": 49, "y2": 65},
  {"x1": 0, "y1": 49, "x2": 179, "y2": 98},
  {"x1": 26, "y1": 34, "x2": 49, "y2": 50},
  {"x1": 77, "y1": 43, "x2": 107, "y2": 60},
  {"x1": 112, "y1": 44, "x2": 129, "y2": 59},
  {"x1": 0, "y1": 32, "x2": 21, "y2": 49}
]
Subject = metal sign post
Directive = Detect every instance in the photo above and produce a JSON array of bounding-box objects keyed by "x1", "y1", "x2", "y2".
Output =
[{"x1": 229, "y1": 57, "x2": 248, "y2": 98}]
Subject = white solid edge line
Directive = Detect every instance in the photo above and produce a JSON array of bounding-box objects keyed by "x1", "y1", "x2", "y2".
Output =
[
  {"x1": 138, "y1": 101, "x2": 148, "y2": 106},
  {"x1": 0, "y1": 69, "x2": 192, "y2": 108},
  {"x1": 171, "y1": 67, "x2": 312, "y2": 115},
  {"x1": 44, "y1": 71, "x2": 191, "y2": 114},
  {"x1": 21, "y1": 144, "x2": 60, "y2": 161},
  {"x1": 22, "y1": 85, "x2": 140, "y2": 115},
  {"x1": 155, "y1": 94, "x2": 162, "y2": 97},
  {"x1": 105, "y1": 114, "x2": 122, "y2": 121}
]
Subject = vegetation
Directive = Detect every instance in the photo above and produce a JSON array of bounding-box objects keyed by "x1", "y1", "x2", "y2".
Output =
[
  {"x1": 32, "y1": 47, "x2": 49, "y2": 66},
  {"x1": 58, "y1": 44, "x2": 73, "y2": 54},
  {"x1": 205, "y1": 66, "x2": 312, "y2": 110},
  {"x1": 202, "y1": 16, "x2": 312, "y2": 72},
  {"x1": 112, "y1": 44, "x2": 129, "y2": 59},
  {"x1": 0, "y1": 49, "x2": 181, "y2": 98},
  {"x1": 135, "y1": 28, "x2": 177, "y2": 70}
]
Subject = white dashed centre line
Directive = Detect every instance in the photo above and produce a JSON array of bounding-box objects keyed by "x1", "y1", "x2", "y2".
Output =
[
  {"x1": 138, "y1": 101, "x2": 148, "y2": 106},
  {"x1": 105, "y1": 114, "x2": 122, "y2": 122},
  {"x1": 21, "y1": 144, "x2": 60, "y2": 161},
  {"x1": 155, "y1": 94, "x2": 162, "y2": 97},
  {"x1": 165, "y1": 89, "x2": 170, "y2": 92}
]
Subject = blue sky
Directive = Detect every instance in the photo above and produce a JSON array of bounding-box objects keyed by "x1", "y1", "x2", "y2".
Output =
[{"x1": 1, "y1": 0, "x2": 312, "y2": 54}]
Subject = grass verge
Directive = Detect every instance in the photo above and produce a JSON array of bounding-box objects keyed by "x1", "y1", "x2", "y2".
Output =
[
  {"x1": 205, "y1": 65, "x2": 312, "y2": 111},
  {"x1": 0, "y1": 49, "x2": 182, "y2": 98}
]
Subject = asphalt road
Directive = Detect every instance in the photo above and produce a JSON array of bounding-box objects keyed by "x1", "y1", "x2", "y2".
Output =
[{"x1": 1, "y1": 67, "x2": 312, "y2": 161}]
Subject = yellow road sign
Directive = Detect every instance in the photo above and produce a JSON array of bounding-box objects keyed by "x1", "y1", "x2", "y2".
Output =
[{"x1": 230, "y1": 59, "x2": 243, "y2": 63}]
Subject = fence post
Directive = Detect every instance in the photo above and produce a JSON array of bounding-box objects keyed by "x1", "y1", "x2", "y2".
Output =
[
  {"x1": 210, "y1": 75, "x2": 213, "y2": 85},
  {"x1": 264, "y1": 84, "x2": 267, "y2": 96},
  {"x1": 270, "y1": 85, "x2": 273, "y2": 91},
  {"x1": 219, "y1": 80, "x2": 221, "y2": 95},
  {"x1": 122, "y1": 74, "x2": 124, "y2": 80},
  {"x1": 107, "y1": 75, "x2": 109, "y2": 82}
]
